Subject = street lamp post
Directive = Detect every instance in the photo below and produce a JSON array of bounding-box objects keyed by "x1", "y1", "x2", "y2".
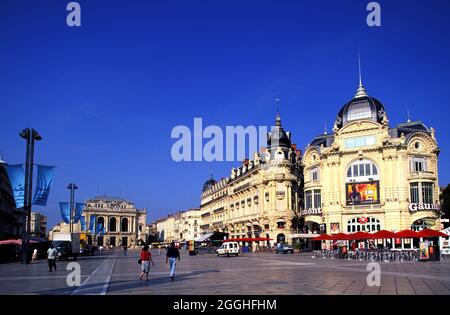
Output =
[
  {"x1": 67, "y1": 183, "x2": 78, "y2": 234},
  {"x1": 20, "y1": 128, "x2": 42, "y2": 264}
]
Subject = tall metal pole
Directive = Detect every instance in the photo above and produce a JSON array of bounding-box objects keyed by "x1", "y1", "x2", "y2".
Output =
[
  {"x1": 20, "y1": 128, "x2": 41, "y2": 264},
  {"x1": 67, "y1": 183, "x2": 78, "y2": 234},
  {"x1": 21, "y1": 129, "x2": 31, "y2": 265},
  {"x1": 26, "y1": 132, "x2": 36, "y2": 262}
]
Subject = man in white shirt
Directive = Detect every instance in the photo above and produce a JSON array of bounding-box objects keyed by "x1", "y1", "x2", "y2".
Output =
[
  {"x1": 47, "y1": 243, "x2": 57, "y2": 272},
  {"x1": 32, "y1": 248, "x2": 38, "y2": 262}
]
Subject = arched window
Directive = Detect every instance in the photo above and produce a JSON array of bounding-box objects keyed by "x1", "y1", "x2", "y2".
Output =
[
  {"x1": 121, "y1": 218, "x2": 129, "y2": 232},
  {"x1": 347, "y1": 217, "x2": 381, "y2": 233},
  {"x1": 109, "y1": 217, "x2": 117, "y2": 232},
  {"x1": 346, "y1": 159, "x2": 379, "y2": 182}
]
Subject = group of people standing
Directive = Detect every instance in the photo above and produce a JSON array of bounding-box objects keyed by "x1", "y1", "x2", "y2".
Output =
[
  {"x1": 37, "y1": 241, "x2": 181, "y2": 279},
  {"x1": 138, "y1": 241, "x2": 180, "y2": 281}
]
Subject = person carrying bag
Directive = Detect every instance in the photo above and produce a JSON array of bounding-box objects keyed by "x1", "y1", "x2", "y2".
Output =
[{"x1": 138, "y1": 245, "x2": 154, "y2": 281}]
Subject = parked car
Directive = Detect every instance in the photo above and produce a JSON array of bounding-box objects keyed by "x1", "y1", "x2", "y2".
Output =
[
  {"x1": 275, "y1": 243, "x2": 294, "y2": 254},
  {"x1": 216, "y1": 242, "x2": 240, "y2": 257}
]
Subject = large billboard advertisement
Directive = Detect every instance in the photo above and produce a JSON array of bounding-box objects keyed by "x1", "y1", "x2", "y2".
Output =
[{"x1": 346, "y1": 181, "x2": 380, "y2": 205}]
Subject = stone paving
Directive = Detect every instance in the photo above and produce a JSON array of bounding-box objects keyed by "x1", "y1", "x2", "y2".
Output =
[{"x1": 1, "y1": 249, "x2": 450, "y2": 295}]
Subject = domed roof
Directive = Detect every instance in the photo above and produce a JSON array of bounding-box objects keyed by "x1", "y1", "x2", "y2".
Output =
[
  {"x1": 202, "y1": 174, "x2": 216, "y2": 192},
  {"x1": 267, "y1": 114, "x2": 291, "y2": 149},
  {"x1": 334, "y1": 84, "x2": 386, "y2": 129}
]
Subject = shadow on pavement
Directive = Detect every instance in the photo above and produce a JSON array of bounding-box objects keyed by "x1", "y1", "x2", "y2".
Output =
[{"x1": 38, "y1": 269, "x2": 221, "y2": 295}]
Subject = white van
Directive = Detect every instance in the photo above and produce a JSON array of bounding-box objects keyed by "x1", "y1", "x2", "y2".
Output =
[{"x1": 216, "y1": 242, "x2": 240, "y2": 257}]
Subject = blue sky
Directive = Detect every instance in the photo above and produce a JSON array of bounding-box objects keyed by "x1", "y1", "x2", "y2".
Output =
[{"x1": 1, "y1": 0, "x2": 450, "y2": 228}]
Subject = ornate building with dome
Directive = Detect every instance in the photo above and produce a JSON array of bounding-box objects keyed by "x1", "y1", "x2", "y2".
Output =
[
  {"x1": 302, "y1": 79, "x2": 441, "y2": 238},
  {"x1": 199, "y1": 114, "x2": 303, "y2": 245}
]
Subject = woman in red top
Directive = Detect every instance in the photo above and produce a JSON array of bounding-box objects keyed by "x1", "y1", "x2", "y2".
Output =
[{"x1": 139, "y1": 245, "x2": 154, "y2": 281}]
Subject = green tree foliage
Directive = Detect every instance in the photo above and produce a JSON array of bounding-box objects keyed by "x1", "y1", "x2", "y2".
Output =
[{"x1": 440, "y1": 184, "x2": 450, "y2": 219}]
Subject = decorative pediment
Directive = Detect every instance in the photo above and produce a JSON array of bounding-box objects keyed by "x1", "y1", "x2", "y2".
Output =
[{"x1": 338, "y1": 120, "x2": 380, "y2": 135}]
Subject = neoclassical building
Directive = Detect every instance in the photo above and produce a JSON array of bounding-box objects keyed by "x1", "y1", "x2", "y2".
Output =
[
  {"x1": 199, "y1": 114, "x2": 303, "y2": 245},
  {"x1": 302, "y1": 80, "x2": 441, "y2": 235},
  {"x1": 83, "y1": 196, "x2": 147, "y2": 247},
  {"x1": 156, "y1": 215, "x2": 175, "y2": 242}
]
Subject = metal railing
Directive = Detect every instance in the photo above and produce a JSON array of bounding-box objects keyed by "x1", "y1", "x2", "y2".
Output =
[{"x1": 313, "y1": 249, "x2": 420, "y2": 262}]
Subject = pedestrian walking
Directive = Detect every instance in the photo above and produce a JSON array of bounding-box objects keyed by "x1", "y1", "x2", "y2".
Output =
[
  {"x1": 138, "y1": 245, "x2": 154, "y2": 281},
  {"x1": 47, "y1": 243, "x2": 57, "y2": 272},
  {"x1": 166, "y1": 241, "x2": 180, "y2": 279},
  {"x1": 159, "y1": 247, "x2": 162, "y2": 255},
  {"x1": 123, "y1": 242, "x2": 128, "y2": 256},
  {"x1": 32, "y1": 248, "x2": 38, "y2": 262}
]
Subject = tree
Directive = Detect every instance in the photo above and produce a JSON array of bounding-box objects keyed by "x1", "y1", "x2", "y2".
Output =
[{"x1": 440, "y1": 184, "x2": 450, "y2": 220}]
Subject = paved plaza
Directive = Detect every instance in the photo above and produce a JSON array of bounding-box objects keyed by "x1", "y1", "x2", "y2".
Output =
[{"x1": 0, "y1": 249, "x2": 450, "y2": 295}]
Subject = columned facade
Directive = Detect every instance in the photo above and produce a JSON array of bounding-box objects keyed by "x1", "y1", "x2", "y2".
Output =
[{"x1": 83, "y1": 196, "x2": 147, "y2": 248}]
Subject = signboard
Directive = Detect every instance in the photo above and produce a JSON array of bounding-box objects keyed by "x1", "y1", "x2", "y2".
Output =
[
  {"x1": 346, "y1": 181, "x2": 380, "y2": 205},
  {"x1": 358, "y1": 217, "x2": 368, "y2": 224},
  {"x1": 301, "y1": 208, "x2": 322, "y2": 216},
  {"x1": 32, "y1": 165, "x2": 55, "y2": 206},
  {"x1": 408, "y1": 203, "x2": 440, "y2": 212},
  {"x1": 330, "y1": 223, "x2": 340, "y2": 234},
  {"x1": 420, "y1": 242, "x2": 429, "y2": 261}
]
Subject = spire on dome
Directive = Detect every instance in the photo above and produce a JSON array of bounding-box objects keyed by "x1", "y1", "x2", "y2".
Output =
[{"x1": 355, "y1": 52, "x2": 368, "y2": 98}]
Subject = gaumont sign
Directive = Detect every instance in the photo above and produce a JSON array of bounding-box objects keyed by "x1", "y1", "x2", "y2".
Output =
[
  {"x1": 408, "y1": 203, "x2": 441, "y2": 212},
  {"x1": 301, "y1": 208, "x2": 322, "y2": 216}
]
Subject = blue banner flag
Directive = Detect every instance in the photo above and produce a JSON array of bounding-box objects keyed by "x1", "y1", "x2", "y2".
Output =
[
  {"x1": 89, "y1": 215, "x2": 96, "y2": 232},
  {"x1": 4, "y1": 164, "x2": 25, "y2": 208},
  {"x1": 32, "y1": 165, "x2": 55, "y2": 206},
  {"x1": 59, "y1": 202, "x2": 70, "y2": 224},
  {"x1": 80, "y1": 216, "x2": 86, "y2": 231},
  {"x1": 73, "y1": 202, "x2": 85, "y2": 223},
  {"x1": 97, "y1": 223, "x2": 104, "y2": 235}
]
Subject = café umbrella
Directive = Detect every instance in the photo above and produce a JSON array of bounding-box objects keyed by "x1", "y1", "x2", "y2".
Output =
[
  {"x1": 331, "y1": 233, "x2": 351, "y2": 241},
  {"x1": 313, "y1": 234, "x2": 334, "y2": 241},
  {"x1": 348, "y1": 231, "x2": 371, "y2": 240},
  {"x1": 417, "y1": 229, "x2": 448, "y2": 238},
  {"x1": 395, "y1": 230, "x2": 421, "y2": 238},
  {"x1": 370, "y1": 230, "x2": 397, "y2": 239}
]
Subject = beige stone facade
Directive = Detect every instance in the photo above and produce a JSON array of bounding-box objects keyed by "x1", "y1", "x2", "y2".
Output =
[
  {"x1": 156, "y1": 215, "x2": 175, "y2": 242},
  {"x1": 83, "y1": 196, "x2": 147, "y2": 247},
  {"x1": 302, "y1": 82, "x2": 441, "y2": 235},
  {"x1": 174, "y1": 209, "x2": 201, "y2": 241},
  {"x1": 199, "y1": 115, "x2": 303, "y2": 246}
]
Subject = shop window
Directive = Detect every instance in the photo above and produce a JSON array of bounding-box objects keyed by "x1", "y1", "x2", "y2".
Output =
[
  {"x1": 347, "y1": 217, "x2": 380, "y2": 233},
  {"x1": 422, "y1": 182, "x2": 434, "y2": 204},
  {"x1": 346, "y1": 160, "x2": 379, "y2": 180},
  {"x1": 305, "y1": 191, "x2": 312, "y2": 209},
  {"x1": 411, "y1": 157, "x2": 427, "y2": 173},
  {"x1": 313, "y1": 190, "x2": 321, "y2": 208},
  {"x1": 410, "y1": 182, "x2": 434, "y2": 204},
  {"x1": 311, "y1": 168, "x2": 320, "y2": 181},
  {"x1": 410, "y1": 183, "x2": 420, "y2": 203},
  {"x1": 305, "y1": 189, "x2": 322, "y2": 210}
]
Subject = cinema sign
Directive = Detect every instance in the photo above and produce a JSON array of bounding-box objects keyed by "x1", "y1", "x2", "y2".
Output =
[
  {"x1": 408, "y1": 203, "x2": 441, "y2": 212},
  {"x1": 301, "y1": 208, "x2": 322, "y2": 216}
]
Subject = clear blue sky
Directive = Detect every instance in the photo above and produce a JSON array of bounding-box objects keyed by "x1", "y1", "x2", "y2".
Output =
[{"x1": 1, "y1": 0, "x2": 449, "y2": 228}]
